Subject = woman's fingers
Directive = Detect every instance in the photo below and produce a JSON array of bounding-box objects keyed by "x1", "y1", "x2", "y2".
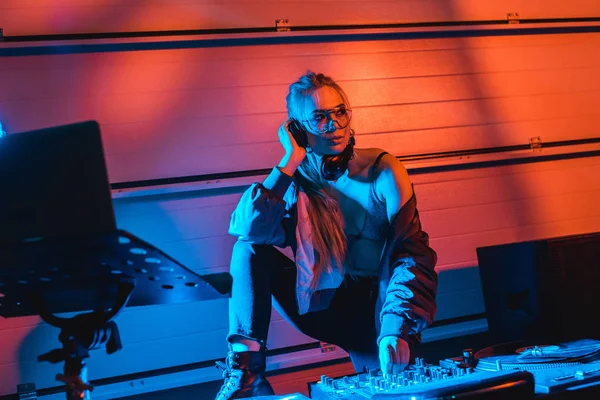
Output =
[{"x1": 379, "y1": 338, "x2": 410, "y2": 377}]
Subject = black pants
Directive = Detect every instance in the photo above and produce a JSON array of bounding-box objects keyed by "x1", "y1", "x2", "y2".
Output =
[{"x1": 227, "y1": 240, "x2": 381, "y2": 372}]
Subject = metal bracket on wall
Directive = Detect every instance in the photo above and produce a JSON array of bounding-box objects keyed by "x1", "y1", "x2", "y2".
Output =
[
  {"x1": 276, "y1": 19, "x2": 291, "y2": 32},
  {"x1": 319, "y1": 341, "x2": 337, "y2": 353},
  {"x1": 507, "y1": 13, "x2": 520, "y2": 24},
  {"x1": 529, "y1": 136, "x2": 543, "y2": 151},
  {"x1": 17, "y1": 383, "x2": 37, "y2": 400}
]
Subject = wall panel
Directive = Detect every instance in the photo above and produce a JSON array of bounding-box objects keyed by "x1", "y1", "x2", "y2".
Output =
[
  {"x1": 2, "y1": 1, "x2": 599, "y2": 36},
  {"x1": 1, "y1": 9, "x2": 600, "y2": 396},
  {"x1": 2, "y1": 33, "x2": 600, "y2": 183}
]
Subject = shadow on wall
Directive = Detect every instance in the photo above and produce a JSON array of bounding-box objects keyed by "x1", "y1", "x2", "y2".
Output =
[
  {"x1": 16, "y1": 322, "x2": 63, "y2": 393},
  {"x1": 413, "y1": 2, "x2": 533, "y2": 330},
  {"x1": 405, "y1": 2, "x2": 535, "y2": 245}
]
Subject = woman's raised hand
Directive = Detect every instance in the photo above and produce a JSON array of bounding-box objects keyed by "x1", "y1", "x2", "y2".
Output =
[{"x1": 278, "y1": 121, "x2": 306, "y2": 161}]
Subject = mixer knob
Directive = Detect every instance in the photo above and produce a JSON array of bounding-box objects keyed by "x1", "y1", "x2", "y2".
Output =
[
  {"x1": 462, "y1": 349, "x2": 474, "y2": 367},
  {"x1": 402, "y1": 378, "x2": 409, "y2": 386},
  {"x1": 369, "y1": 376, "x2": 376, "y2": 387}
]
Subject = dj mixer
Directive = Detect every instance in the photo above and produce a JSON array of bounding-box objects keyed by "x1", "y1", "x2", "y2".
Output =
[
  {"x1": 309, "y1": 357, "x2": 534, "y2": 399},
  {"x1": 308, "y1": 339, "x2": 600, "y2": 399}
]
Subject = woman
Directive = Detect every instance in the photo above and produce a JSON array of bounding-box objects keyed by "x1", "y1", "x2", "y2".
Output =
[{"x1": 216, "y1": 72, "x2": 438, "y2": 400}]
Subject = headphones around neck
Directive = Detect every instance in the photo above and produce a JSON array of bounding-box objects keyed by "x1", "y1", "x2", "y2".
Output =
[
  {"x1": 288, "y1": 120, "x2": 355, "y2": 181},
  {"x1": 320, "y1": 134, "x2": 355, "y2": 181}
]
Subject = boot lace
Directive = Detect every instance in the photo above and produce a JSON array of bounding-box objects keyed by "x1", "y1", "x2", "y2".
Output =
[{"x1": 215, "y1": 356, "x2": 243, "y2": 399}]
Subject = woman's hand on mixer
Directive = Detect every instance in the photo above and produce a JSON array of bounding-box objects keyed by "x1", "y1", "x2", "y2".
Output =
[{"x1": 379, "y1": 336, "x2": 410, "y2": 376}]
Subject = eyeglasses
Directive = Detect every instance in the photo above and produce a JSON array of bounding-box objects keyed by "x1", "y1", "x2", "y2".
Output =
[{"x1": 303, "y1": 106, "x2": 352, "y2": 134}]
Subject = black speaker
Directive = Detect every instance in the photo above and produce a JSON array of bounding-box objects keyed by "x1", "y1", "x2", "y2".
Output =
[{"x1": 476, "y1": 232, "x2": 600, "y2": 344}]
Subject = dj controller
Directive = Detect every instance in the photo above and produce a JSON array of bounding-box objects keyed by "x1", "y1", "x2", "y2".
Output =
[
  {"x1": 309, "y1": 357, "x2": 533, "y2": 399},
  {"x1": 306, "y1": 339, "x2": 600, "y2": 399}
]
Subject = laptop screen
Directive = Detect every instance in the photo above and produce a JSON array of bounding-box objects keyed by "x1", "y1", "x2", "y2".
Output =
[{"x1": 0, "y1": 120, "x2": 116, "y2": 245}]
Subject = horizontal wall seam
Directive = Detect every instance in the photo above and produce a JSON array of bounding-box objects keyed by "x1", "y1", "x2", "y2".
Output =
[
  {"x1": 3, "y1": 17, "x2": 600, "y2": 42},
  {"x1": 109, "y1": 139, "x2": 600, "y2": 190},
  {"x1": 2, "y1": 25, "x2": 600, "y2": 57}
]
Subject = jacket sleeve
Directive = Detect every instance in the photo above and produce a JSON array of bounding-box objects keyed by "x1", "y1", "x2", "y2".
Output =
[
  {"x1": 228, "y1": 166, "x2": 295, "y2": 247},
  {"x1": 377, "y1": 229, "x2": 438, "y2": 344}
]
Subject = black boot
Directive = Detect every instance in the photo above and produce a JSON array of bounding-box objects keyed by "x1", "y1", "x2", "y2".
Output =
[{"x1": 214, "y1": 350, "x2": 275, "y2": 400}]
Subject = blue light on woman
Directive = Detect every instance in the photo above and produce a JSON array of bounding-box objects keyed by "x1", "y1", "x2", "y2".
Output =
[{"x1": 216, "y1": 72, "x2": 438, "y2": 399}]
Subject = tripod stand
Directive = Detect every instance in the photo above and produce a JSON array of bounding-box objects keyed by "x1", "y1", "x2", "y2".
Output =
[
  {"x1": 1, "y1": 230, "x2": 228, "y2": 400},
  {"x1": 35, "y1": 281, "x2": 133, "y2": 400}
]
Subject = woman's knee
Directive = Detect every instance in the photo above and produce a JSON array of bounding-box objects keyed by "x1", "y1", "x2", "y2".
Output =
[
  {"x1": 230, "y1": 240, "x2": 275, "y2": 275},
  {"x1": 232, "y1": 239, "x2": 256, "y2": 254},
  {"x1": 230, "y1": 240, "x2": 256, "y2": 275}
]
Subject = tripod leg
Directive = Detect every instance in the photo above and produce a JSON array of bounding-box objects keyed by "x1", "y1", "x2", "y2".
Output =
[{"x1": 56, "y1": 358, "x2": 94, "y2": 400}]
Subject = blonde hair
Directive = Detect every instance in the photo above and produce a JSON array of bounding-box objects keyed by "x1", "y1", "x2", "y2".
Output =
[{"x1": 286, "y1": 72, "x2": 348, "y2": 287}]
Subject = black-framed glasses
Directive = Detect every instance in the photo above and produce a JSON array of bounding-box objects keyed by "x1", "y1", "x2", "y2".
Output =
[{"x1": 303, "y1": 106, "x2": 352, "y2": 134}]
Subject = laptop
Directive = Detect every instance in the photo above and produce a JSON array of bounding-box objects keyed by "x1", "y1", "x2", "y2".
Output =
[{"x1": 0, "y1": 120, "x2": 116, "y2": 245}]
